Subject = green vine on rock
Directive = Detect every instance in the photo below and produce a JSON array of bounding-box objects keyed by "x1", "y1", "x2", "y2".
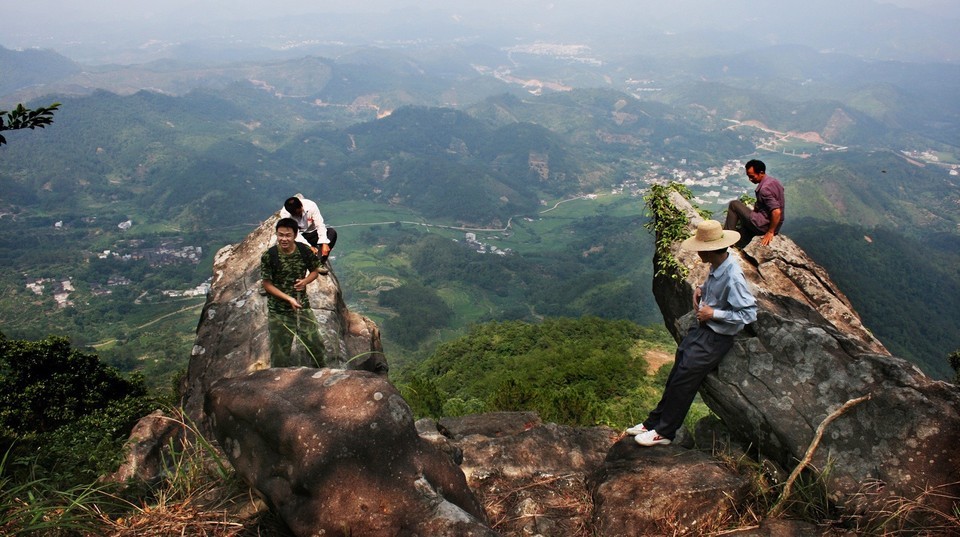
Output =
[{"x1": 643, "y1": 182, "x2": 707, "y2": 281}]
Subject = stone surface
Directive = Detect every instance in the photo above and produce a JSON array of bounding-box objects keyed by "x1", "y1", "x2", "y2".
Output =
[
  {"x1": 181, "y1": 213, "x2": 387, "y2": 435},
  {"x1": 107, "y1": 409, "x2": 183, "y2": 484},
  {"x1": 205, "y1": 367, "x2": 496, "y2": 537},
  {"x1": 652, "y1": 192, "x2": 960, "y2": 516},
  {"x1": 590, "y1": 438, "x2": 752, "y2": 537},
  {"x1": 438, "y1": 412, "x2": 616, "y2": 537},
  {"x1": 726, "y1": 519, "x2": 842, "y2": 536},
  {"x1": 438, "y1": 411, "x2": 542, "y2": 440}
]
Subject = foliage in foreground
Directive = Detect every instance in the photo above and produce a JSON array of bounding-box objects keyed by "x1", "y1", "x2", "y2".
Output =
[
  {"x1": 0, "y1": 333, "x2": 156, "y2": 486},
  {"x1": 0, "y1": 333, "x2": 147, "y2": 435},
  {"x1": 643, "y1": 182, "x2": 707, "y2": 281}
]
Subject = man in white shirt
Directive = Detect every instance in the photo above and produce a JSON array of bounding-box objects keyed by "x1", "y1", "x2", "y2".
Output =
[{"x1": 280, "y1": 195, "x2": 338, "y2": 274}]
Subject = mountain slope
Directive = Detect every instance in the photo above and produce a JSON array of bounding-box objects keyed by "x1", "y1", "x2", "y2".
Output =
[{"x1": 0, "y1": 45, "x2": 80, "y2": 97}]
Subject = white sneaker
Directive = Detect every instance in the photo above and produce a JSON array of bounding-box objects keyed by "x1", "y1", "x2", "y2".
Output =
[
  {"x1": 625, "y1": 423, "x2": 648, "y2": 435},
  {"x1": 635, "y1": 429, "x2": 672, "y2": 446}
]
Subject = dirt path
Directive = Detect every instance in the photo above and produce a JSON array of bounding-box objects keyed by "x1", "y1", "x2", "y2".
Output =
[{"x1": 643, "y1": 349, "x2": 674, "y2": 375}]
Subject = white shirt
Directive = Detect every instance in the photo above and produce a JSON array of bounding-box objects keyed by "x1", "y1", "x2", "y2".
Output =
[{"x1": 280, "y1": 196, "x2": 329, "y2": 245}]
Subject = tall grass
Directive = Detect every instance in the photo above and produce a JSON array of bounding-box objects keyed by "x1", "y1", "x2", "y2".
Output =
[
  {"x1": 0, "y1": 446, "x2": 114, "y2": 535},
  {"x1": 0, "y1": 410, "x2": 280, "y2": 536},
  {"x1": 94, "y1": 412, "x2": 266, "y2": 537},
  {"x1": 843, "y1": 481, "x2": 960, "y2": 536}
]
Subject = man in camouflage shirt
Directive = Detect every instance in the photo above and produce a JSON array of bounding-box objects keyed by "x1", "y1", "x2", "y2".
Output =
[{"x1": 260, "y1": 218, "x2": 326, "y2": 367}]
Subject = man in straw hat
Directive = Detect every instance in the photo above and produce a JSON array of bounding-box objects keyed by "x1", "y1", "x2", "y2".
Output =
[{"x1": 628, "y1": 220, "x2": 757, "y2": 446}]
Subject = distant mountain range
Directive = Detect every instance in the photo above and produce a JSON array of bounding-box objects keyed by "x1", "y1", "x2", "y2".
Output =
[{"x1": 1, "y1": 40, "x2": 957, "y2": 379}]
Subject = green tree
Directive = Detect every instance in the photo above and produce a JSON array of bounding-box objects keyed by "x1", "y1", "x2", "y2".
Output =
[
  {"x1": 0, "y1": 332, "x2": 146, "y2": 435},
  {"x1": 0, "y1": 102, "x2": 60, "y2": 145},
  {"x1": 401, "y1": 317, "x2": 670, "y2": 427}
]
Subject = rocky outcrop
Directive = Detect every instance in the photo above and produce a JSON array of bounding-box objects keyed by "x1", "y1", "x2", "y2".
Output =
[
  {"x1": 422, "y1": 412, "x2": 755, "y2": 537},
  {"x1": 107, "y1": 409, "x2": 183, "y2": 484},
  {"x1": 113, "y1": 214, "x2": 387, "y2": 490},
  {"x1": 113, "y1": 197, "x2": 958, "y2": 534},
  {"x1": 652, "y1": 191, "x2": 960, "y2": 517},
  {"x1": 591, "y1": 440, "x2": 752, "y2": 537},
  {"x1": 205, "y1": 368, "x2": 495, "y2": 536},
  {"x1": 181, "y1": 214, "x2": 387, "y2": 434}
]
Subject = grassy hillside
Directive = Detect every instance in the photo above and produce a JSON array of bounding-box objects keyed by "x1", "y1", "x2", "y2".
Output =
[
  {"x1": 397, "y1": 317, "x2": 677, "y2": 427},
  {"x1": 782, "y1": 151, "x2": 959, "y2": 235}
]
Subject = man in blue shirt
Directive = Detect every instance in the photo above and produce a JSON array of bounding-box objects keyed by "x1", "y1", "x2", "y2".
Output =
[{"x1": 629, "y1": 220, "x2": 757, "y2": 446}]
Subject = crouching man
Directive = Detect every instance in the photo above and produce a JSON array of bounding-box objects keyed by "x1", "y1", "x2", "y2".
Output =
[
  {"x1": 260, "y1": 218, "x2": 326, "y2": 368},
  {"x1": 629, "y1": 220, "x2": 757, "y2": 446}
]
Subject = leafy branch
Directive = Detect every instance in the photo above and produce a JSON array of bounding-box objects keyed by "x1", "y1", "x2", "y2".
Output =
[
  {"x1": 0, "y1": 102, "x2": 61, "y2": 145},
  {"x1": 643, "y1": 183, "x2": 702, "y2": 281}
]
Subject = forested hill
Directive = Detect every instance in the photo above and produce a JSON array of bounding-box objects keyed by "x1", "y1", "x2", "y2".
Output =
[
  {"x1": 0, "y1": 92, "x2": 584, "y2": 230},
  {"x1": 0, "y1": 45, "x2": 80, "y2": 96}
]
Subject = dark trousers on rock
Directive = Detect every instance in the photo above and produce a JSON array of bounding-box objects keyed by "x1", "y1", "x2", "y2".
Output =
[
  {"x1": 302, "y1": 227, "x2": 337, "y2": 263},
  {"x1": 642, "y1": 325, "x2": 734, "y2": 440},
  {"x1": 724, "y1": 200, "x2": 763, "y2": 241},
  {"x1": 268, "y1": 310, "x2": 326, "y2": 368}
]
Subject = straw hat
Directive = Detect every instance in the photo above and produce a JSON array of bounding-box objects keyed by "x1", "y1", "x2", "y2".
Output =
[{"x1": 680, "y1": 220, "x2": 740, "y2": 251}]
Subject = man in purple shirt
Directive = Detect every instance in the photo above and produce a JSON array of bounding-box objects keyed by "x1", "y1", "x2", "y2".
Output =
[{"x1": 724, "y1": 159, "x2": 784, "y2": 246}]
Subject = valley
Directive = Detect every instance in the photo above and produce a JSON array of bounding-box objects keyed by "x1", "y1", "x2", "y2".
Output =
[{"x1": 2, "y1": 33, "x2": 959, "y2": 387}]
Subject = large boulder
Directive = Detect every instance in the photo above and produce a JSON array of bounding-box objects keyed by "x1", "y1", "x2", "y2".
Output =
[
  {"x1": 206, "y1": 367, "x2": 497, "y2": 537},
  {"x1": 590, "y1": 439, "x2": 752, "y2": 537},
  {"x1": 652, "y1": 191, "x2": 960, "y2": 517},
  {"x1": 182, "y1": 214, "x2": 387, "y2": 434}
]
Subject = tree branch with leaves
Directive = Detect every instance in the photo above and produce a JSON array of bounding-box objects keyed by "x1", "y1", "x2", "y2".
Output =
[{"x1": 0, "y1": 102, "x2": 61, "y2": 145}]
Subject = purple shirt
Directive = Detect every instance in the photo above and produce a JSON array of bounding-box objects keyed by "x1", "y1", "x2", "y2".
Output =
[{"x1": 750, "y1": 175, "x2": 785, "y2": 232}]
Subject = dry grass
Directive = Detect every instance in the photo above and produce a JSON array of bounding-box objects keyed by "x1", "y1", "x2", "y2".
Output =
[
  {"x1": 842, "y1": 480, "x2": 960, "y2": 536},
  {"x1": 95, "y1": 500, "x2": 245, "y2": 537},
  {"x1": 474, "y1": 471, "x2": 594, "y2": 537},
  {"x1": 87, "y1": 413, "x2": 293, "y2": 537}
]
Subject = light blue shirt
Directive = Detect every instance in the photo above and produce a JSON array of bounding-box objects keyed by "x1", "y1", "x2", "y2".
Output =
[{"x1": 699, "y1": 254, "x2": 757, "y2": 335}]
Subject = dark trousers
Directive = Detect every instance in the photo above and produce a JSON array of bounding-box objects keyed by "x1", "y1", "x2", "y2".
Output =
[
  {"x1": 302, "y1": 227, "x2": 337, "y2": 262},
  {"x1": 642, "y1": 325, "x2": 734, "y2": 439},
  {"x1": 268, "y1": 310, "x2": 326, "y2": 368},
  {"x1": 724, "y1": 200, "x2": 763, "y2": 240}
]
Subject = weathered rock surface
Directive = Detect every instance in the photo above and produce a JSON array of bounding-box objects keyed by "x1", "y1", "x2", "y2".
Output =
[
  {"x1": 653, "y1": 191, "x2": 960, "y2": 516},
  {"x1": 426, "y1": 411, "x2": 754, "y2": 537},
  {"x1": 206, "y1": 367, "x2": 496, "y2": 537},
  {"x1": 107, "y1": 409, "x2": 183, "y2": 484},
  {"x1": 591, "y1": 439, "x2": 752, "y2": 537},
  {"x1": 181, "y1": 214, "x2": 387, "y2": 434}
]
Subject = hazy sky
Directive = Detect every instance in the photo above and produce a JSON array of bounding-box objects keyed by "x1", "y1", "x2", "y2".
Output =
[
  {"x1": 7, "y1": 0, "x2": 958, "y2": 27},
  {"x1": 4, "y1": 0, "x2": 959, "y2": 64}
]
